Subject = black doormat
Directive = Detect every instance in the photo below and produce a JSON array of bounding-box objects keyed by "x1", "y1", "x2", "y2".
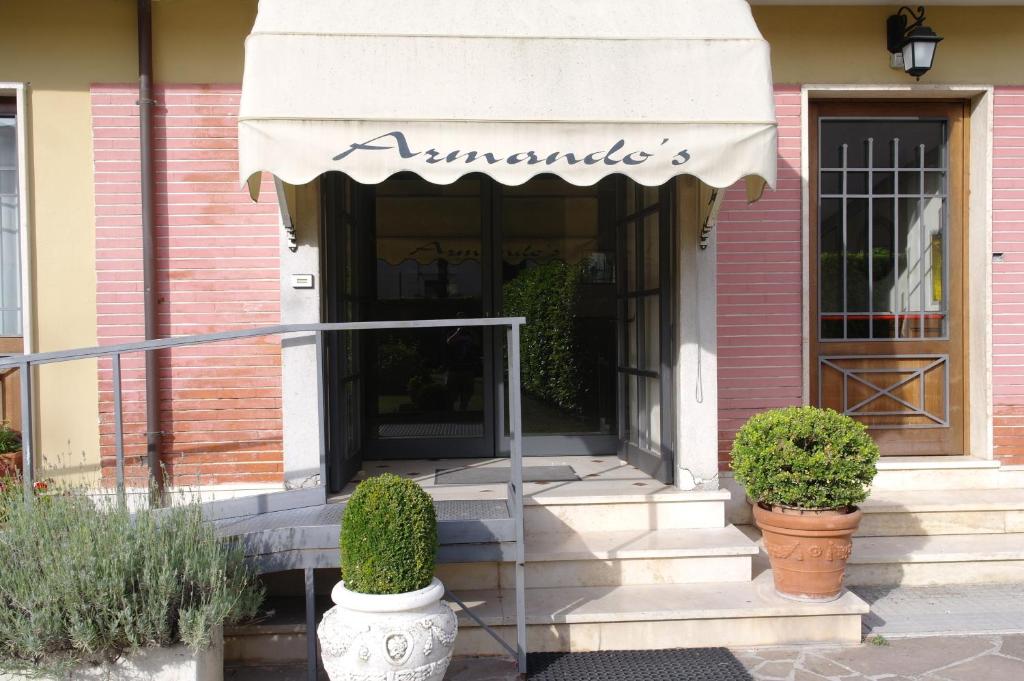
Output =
[
  {"x1": 527, "y1": 648, "x2": 754, "y2": 680},
  {"x1": 434, "y1": 465, "x2": 579, "y2": 485}
]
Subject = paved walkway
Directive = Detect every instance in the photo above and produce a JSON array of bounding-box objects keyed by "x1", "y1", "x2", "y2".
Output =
[
  {"x1": 853, "y1": 583, "x2": 1024, "y2": 638},
  {"x1": 737, "y1": 634, "x2": 1024, "y2": 681}
]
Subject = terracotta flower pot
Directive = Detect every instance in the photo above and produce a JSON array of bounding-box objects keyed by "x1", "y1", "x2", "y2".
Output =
[
  {"x1": 753, "y1": 502, "x2": 862, "y2": 602},
  {"x1": 0, "y1": 450, "x2": 22, "y2": 477}
]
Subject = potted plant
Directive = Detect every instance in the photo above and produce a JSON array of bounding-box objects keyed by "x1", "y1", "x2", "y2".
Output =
[
  {"x1": 731, "y1": 406, "x2": 880, "y2": 602},
  {"x1": 318, "y1": 473, "x2": 456, "y2": 681},
  {"x1": 0, "y1": 423, "x2": 21, "y2": 478},
  {"x1": 0, "y1": 491, "x2": 263, "y2": 679}
]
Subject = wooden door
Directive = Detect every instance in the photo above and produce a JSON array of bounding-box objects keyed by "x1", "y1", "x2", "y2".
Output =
[{"x1": 810, "y1": 102, "x2": 967, "y2": 456}]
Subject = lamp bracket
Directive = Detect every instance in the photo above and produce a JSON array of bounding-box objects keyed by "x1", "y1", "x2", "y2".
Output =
[{"x1": 887, "y1": 5, "x2": 927, "y2": 53}]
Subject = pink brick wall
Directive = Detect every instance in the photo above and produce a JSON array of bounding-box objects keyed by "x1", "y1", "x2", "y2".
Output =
[
  {"x1": 716, "y1": 86, "x2": 805, "y2": 467},
  {"x1": 993, "y1": 86, "x2": 1024, "y2": 466},
  {"x1": 716, "y1": 85, "x2": 1024, "y2": 467},
  {"x1": 92, "y1": 84, "x2": 284, "y2": 488},
  {"x1": 87, "y1": 81, "x2": 1023, "y2": 479}
]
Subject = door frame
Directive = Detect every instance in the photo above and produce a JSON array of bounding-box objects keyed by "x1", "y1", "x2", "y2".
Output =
[
  {"x1": 322, "y1": 175, "x2": 677, "y2": 470},
  {"x1": 802, "y1": 93, "x2": 970, "y2": 454}
]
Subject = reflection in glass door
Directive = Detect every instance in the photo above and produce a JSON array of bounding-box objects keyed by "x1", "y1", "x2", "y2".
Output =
[
  {"x1": 616, "y1": 181, "x2": 674, "y2": 482},
  {"x1": 498, "y1": 177, "x2": 619, "y2": 455}
]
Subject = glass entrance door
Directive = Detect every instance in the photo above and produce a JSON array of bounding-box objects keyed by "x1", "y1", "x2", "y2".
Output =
[
  {"x1": 616, "y1": 181, "x2": 674, "y2": 483},
  {"x1": 324, "y1": 173, "x2": 366, "y2": 489},
  {"x1": 497, "y1": 177, "x2": 619, "y2": 455},
  {"x1": 363, "y1": 175, "x2": 496, "y2": 458},
  {"x1": 325, "y1": 174, "x2": 673, "y2": 470}
]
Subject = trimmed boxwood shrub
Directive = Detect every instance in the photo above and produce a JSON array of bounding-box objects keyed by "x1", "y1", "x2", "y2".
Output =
[
  {"x1": 730, "y1": 406, "x2": 880, "y2": 510},
  {"x1": 341, "y1": 474, "x2": 437, "y2": 595}
]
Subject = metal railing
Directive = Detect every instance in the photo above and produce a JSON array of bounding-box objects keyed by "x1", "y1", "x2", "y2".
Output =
[{"x1": 0, "y1": 317, "x2": 529, "y2": 674}]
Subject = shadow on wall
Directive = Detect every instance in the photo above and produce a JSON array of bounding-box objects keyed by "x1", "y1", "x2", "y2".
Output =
[{"x1": 716, "y1": 95, "x2": 805, "y2": 471}]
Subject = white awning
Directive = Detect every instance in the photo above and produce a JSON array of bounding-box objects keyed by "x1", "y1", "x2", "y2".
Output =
[{"x1": 239, "y1": 0, "x2": 778, "y2": 201}]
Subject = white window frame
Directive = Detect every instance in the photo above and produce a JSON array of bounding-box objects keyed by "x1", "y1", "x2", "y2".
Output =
[{"x1": 0, "y1": 83, "x2": 33, "y2": 351}]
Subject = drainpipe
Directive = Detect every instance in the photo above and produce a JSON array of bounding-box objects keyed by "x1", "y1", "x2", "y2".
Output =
[{"x1": 138, "y1": 0, "x2": 164, "y2": 497}]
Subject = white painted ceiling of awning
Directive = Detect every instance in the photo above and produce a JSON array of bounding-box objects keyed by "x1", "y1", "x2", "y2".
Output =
[{"x1": 239, "y1": 0, "x2": 778, "y2": 200}]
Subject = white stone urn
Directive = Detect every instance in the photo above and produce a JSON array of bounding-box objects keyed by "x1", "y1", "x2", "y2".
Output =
[{"x1": 317, "y1": 577, "x2": 458, "y2": 681}]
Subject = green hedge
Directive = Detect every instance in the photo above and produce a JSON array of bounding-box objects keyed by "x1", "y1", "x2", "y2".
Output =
[
  {"x1": 503, "y1": 261, "x2": 584, "y2": 413},
  {"x1": 0, "y1": 424, "x2": 19, "y2": 455},
  {"x1": 340, "y1": 474, "x2": 437, "y2": 595},
  {"x1": 730, "y1": 406, "x2": 880, "y2": 509}
]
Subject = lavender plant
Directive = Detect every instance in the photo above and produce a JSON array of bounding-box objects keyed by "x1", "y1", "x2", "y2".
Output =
[{"x1": 0, "y1": 492, "x2": 263, "y2": 675}]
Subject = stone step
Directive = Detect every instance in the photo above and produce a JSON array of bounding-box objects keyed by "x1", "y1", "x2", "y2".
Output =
[
  {"x1": 846, "y1": 533, "x2": 1024, "y2": 586},
  {"x1": 858, "y1": 488, "x2": 1024, "y2": 537},
  {"x1": 437, "y1": 525, "x2": 758, "y2": 589},
  {"x1": 871, "y1": 457, "x2": 1003, "y2": 492},
  {"x1": 999, "y1": 466, "x2": 1024, "y2": 489},
  {"x1": 524, "y1": 488, "x2": 729, "y2": 535},
  {"x1": 225, "y1": 573, "x2": 868, "y2": 664},
  {"x1": 451, "y1": 572, "x2": 868, "y2": 655}
]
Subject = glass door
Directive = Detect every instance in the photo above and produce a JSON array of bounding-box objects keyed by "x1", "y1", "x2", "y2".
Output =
[
  {"x1": 325, "y1": 174, "x2": 675, "y2": 469},
  {"x1": 362, "y1": 174, "x2": 496, "y2": 458},
  {"x1": 323, "y1": 173, "x2": 365, "y2": 490},
  {"x1": 497, "y1": 177, "x2": 619, "y2": 455},
  {"x1": 616, "y1": 181, "x2": 674, "y2": 482}
]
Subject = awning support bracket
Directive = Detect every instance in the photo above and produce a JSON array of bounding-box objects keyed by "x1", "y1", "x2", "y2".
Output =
[
  {"x1": 274, "y1": 176, "x2": 298, "y2": 253},
  {"x1": 700, "y1": 189, "x2": 725, "y2": 250}
]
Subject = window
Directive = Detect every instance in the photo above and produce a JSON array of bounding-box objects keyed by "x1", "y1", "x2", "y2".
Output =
[
  {"x1": 0, "y1": 97, "x2": 22, "y2": 337},
  {"x1": 818, "y1": 118, "x2": 949, "y2": 341}
]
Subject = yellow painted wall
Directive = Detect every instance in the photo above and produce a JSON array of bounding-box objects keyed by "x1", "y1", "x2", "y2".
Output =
[
  {"x1": 753, "y1": 6, "x2": 1024, "y2": 85},
  {"x1": 0, "y1": 1, "x2": 1022, "y2": 484},
  {"x1": 0, "y1": 0, "x2": 258, "y2": 484},
  {"x1": 1, "y1": 1, "x2": 133, "y2": 483}
]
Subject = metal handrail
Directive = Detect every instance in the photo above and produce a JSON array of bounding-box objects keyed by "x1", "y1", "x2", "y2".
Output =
[
  {"x1": 9, "y1": 317, "x2": 529, "y2": 674},
  {"x1": 0, "y1": 318, "x2": 522, "y2": 368}
]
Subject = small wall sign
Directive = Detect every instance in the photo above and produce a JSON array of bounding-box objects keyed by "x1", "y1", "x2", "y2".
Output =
[{"x1": 291, "y1": 274, "x2": 315, "y2": 289}]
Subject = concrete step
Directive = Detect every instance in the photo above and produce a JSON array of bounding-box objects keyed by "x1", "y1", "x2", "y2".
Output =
[
  {"x1": 871, "y1": 457, "x2": 1003, "y2": 492},
  {"x1": 846, "y1": 533, "x2": 1024, "y2": 586},
  {"x1": 437, "y1": 525, "x2": 758, "y2": 589},
  {"x1": 452, "y1": 572, "x2": 868, "y2": 655},
  {"x1": 225, "y1": 602, "x2": 317, "y2": 666},
  {"x1": 858, "y1": 488, "x2": 1024, "y2": 537},
  {"x1": 524, "y1": 488, "x2": 729, "y2": 535},
  {"x1": 999, "y1": 466, "x2": 1024, "y2": 489},
  {"x1": 225, "y1": 572, "x2": 867, "y2": 664}
]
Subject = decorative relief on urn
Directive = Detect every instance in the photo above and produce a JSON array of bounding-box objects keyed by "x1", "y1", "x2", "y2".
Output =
[{"x1": 318, "y1": 596, "x2": 458, "y2": 681}]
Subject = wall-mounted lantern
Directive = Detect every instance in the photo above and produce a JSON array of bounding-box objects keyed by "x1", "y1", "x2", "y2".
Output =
[{"x1": 887, "y1": 6, "x2": 943, "y2": 79}]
